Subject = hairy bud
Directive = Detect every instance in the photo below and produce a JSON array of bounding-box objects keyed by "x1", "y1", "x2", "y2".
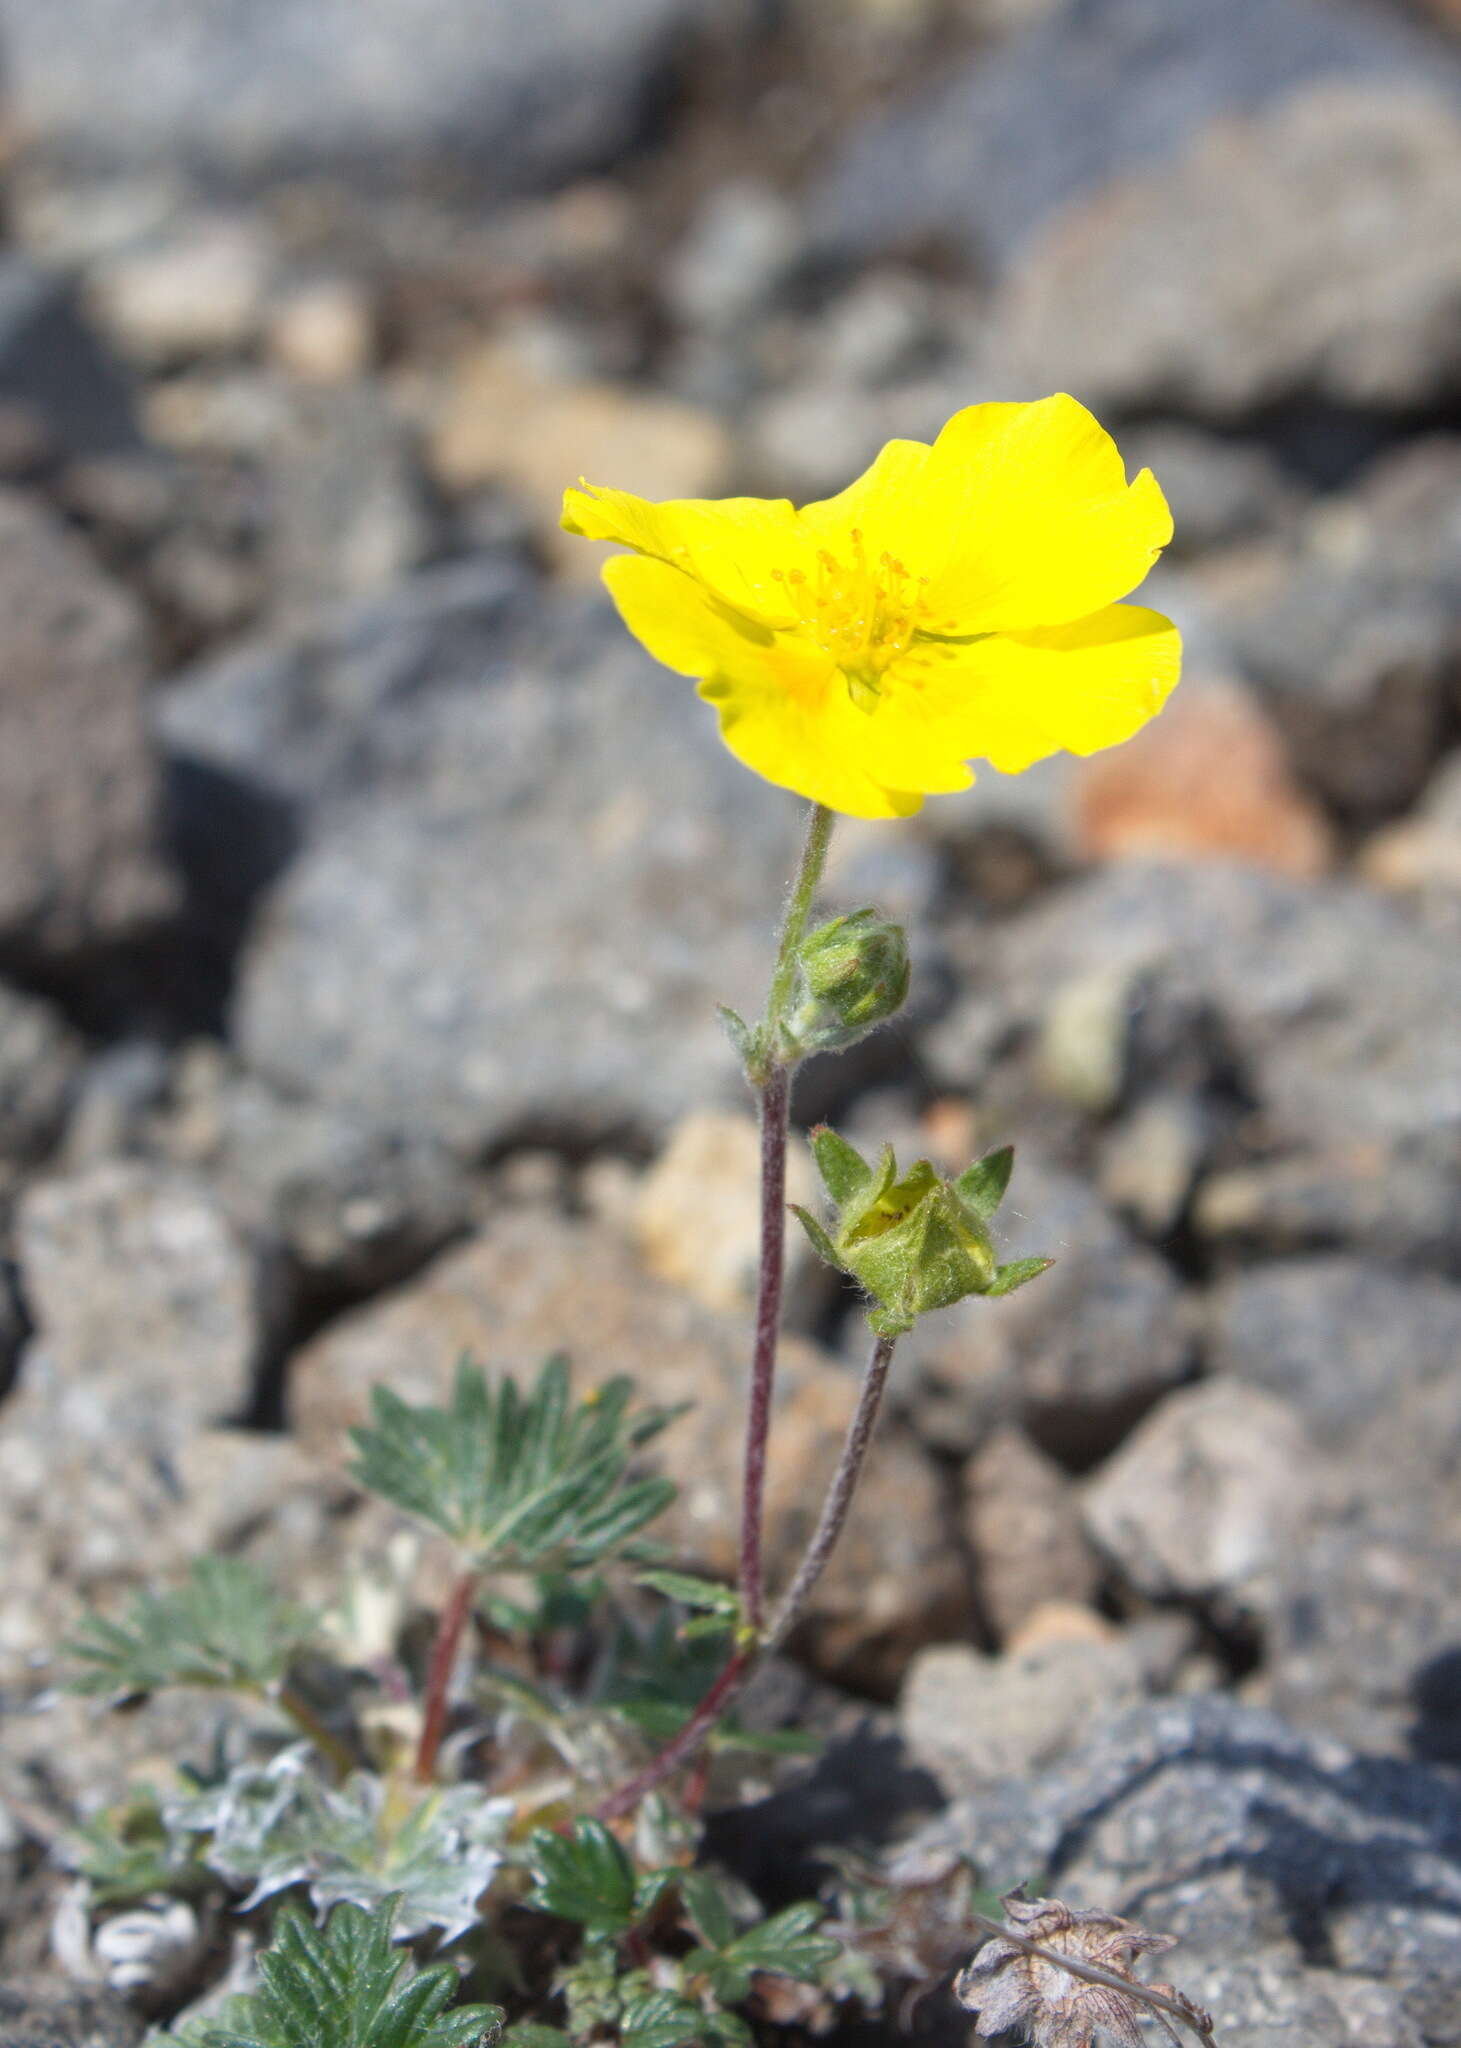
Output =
[{"x1": 782, "y1": 908, "x2": 910, "y2": 1058}]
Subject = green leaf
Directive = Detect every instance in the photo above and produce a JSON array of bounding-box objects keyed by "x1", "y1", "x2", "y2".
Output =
[
  {"x1": 987, "y1": 1256, "x2": 1055, "y2": 1298},
  {"x1": 191, "y1": 1897, "x2": 501, "y2": 2048},
  {"x1": 690, "y1": 1903, "x2": 841, "y2": 2006},
  {"x1": 679, "y1": 1872, "x2": 737, "y2": 1952},
  {"x1": 498, "y1": 2031, "x2": 571, "y2": 2048},
  {"x1": 64, "y1": 1556, "x2": 314, "y2": 1698},
  {"x1": 525, "y1": 1821, "x2": 639, "y2": 1934},
  {"x1": 349, "y1": 1356, "x2": 679, "y2": 1570},
  {"x1": 636, "y1": 1572, "x2": 740, "y2": 1622},
  {"x1": 71, "y1": 1787, "x2": 210, "y2": 1906},
  {"x1": 954, "y1": 1145, "x2": 1015, "y2": 1220},
  {"x1": 618, "y1": 1992, "x2": 714, "y2": 2048},
  {"x1": 809, "y1": 1127, "x2": 871, "y2": 1206}
]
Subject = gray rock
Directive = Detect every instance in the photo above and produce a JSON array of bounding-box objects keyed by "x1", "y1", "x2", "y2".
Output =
[
  {"x1": 162, "y1": 573, "x2": 937, "y2": 1155},
  {"x1": 1205, "y1": 1256, "x2": 1461, "y2": 1447},
  {"x1": 1212, "y1": 439, "x2": 1461, "y2": 822},
  {"x1": 1192, "y1": 1145, "x2": 1461, "y2": 1271},
  {"x1": 0, "y1": 1987, "x2": 141, "y2": 2048},
  {"x1": 150, "y1": 1051, "x2": 472, "y2": 1296},
  {"x1": 262, "y1": 382, "x2": 437, "y2": 623},
  {"x1": 0, "y1": 490, "x2": 175, "y2": 960},
  {"x1": 0, "y1": 983, "x2": 84, "y2": 1167},
  {"x1": 961, "y1": 1425, "x2": 1100, "y2": 1641},
  {"x1": 932, "y1": 862, "x2": 1461, "y2": 1209},
  {"x1": 1119, "y1": 424, "x2": 1301, "y2": 557},
  {"x1": 982, "y1": 81, "x2": 1461, "y2": 418},
  {"x1": 1263, "y1": 1357, "x2": 1461, "y2": 1758},
  {"x1": 663, "y1": 181, "x2": 803, "y2": 335},
  {"x1": 0, "y1": 254, "x2": 139, "y2": 457},
  {"x1": 0, "y1": 0, "x2": 729, "y2": 195},
  {"x1": 14, "y1": 1159, "x2": 267, "y2": 1439},
  {"x1": 899, "y1": 1630, "x2": 1167, "y2": 1793},
  {"x1": 917, "y1": 1695, "x2": 1461, "y2": 2042},
  {"x1": 1082, "y1": 1380, "x2": 1315, "y2": 1609},
  {"x1": 903, "y1": 1152, "x2": 1190, "y2": 1463},
  {"x1": 809, "y1": 0, "x2": 1456, "y2": 267}
]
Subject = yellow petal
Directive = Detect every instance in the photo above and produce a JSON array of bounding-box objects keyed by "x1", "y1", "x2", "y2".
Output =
[
  {"x1": 603, "y1": 553, "x2": 920, "y2": 817},
  {"x1": 937, "y1": 604, "x2": 1183, "y2": 775},
  {"x1": 798, "y1": 437, "x2": 933, "y2": 561},
  {"x1": 701, "y1": 666, "x2": 932, "y2": 820},
  {"x1": 913, "y1": 396, "x2": 1174, "y2": 633},
  {"x1": 563, "y1": 482, "x2": 809, "y2": 624},
  {"x1": 832, "y1": 604, "x2": 1179, "y2": 786}
]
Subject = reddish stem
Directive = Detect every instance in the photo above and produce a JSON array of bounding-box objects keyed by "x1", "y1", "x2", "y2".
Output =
[
  {"x1": 595, "y1": 1649, "x2": 752, "y2": 1822},
  {"x1": 415, "y1": 1569, "x2": 479, "y2": 1784},
  {"x1": 738, "y1": 1059, "x2": 791, "y2": 1635}
]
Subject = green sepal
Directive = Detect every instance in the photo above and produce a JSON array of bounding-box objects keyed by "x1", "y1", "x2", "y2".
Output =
[
  {"x1": 809, "y1": 1125, "x2": 872, "y2": 1205},
  {"x1": 954, "y1": 1145, "x2": 1015, "y2": 1220},
  {"x1": 715, "y1": 1005, "x2": 756, "y2": 1072},
  {"x1": 987, "y1": 1256, "x2": 1056, "y2": 1297},
  {"x1": 789, "y1": 1205, "x2": 839, "y2": 1269}
]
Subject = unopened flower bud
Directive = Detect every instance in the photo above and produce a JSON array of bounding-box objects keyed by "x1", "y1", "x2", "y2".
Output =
[
  {"x1": 783, "y1": 908, "x2": 910, "y2": 1058},
  {"x1": 792, "y1": 1127, "x2": 1053, "y2": 1336}
]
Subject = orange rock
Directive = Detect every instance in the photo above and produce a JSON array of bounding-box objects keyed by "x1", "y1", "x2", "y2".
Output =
[{"x1": 1070, "y1": 674, "x2": 1333, "y2": 878}]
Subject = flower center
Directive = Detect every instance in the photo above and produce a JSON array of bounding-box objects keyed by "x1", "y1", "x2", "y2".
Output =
[{"x1": 773, "y1": 528, "x2": 932, "y2": 711}]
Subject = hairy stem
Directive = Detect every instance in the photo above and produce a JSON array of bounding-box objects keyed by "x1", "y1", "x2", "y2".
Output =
[
  {"x1": 767, "y1": 1331, "x2": 897, "y2": 1652},
  {"x1": 273, "y1": 1681, "x2": 356, "y2": 1784},
  {"x1": 595, "y1": 1649, "x2": 753, "y2": 1822},
  {"x1": 740, "y1": 802, "x2": 834, "y2": 1635},
  {"x1": 415, "y1": 1569, "x2": 479, "y2": 1784},
  {"x1": 962, "y1": 1914, "x2": 1218, "y2": 2048}
]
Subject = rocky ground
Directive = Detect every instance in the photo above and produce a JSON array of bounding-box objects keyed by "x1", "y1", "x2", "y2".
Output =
[{"x1": 0, "y1": 0, "x2": 1459, "y2": 2041}]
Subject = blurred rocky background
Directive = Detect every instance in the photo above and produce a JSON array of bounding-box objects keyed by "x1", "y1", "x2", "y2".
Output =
[{"x1": 0, "y1": 0, "x2": 1459, "y2": 2041}]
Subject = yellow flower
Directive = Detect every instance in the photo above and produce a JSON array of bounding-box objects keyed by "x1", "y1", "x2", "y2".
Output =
[{"x1": 561, "y1": 394, "x2": 1180, "y2": 820}]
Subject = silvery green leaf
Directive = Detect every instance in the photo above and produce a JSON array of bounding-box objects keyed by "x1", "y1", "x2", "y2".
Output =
[
  {"x1": 64, "y1": 1557, "x2": 315, "y2": 1699},
  {"x1": 349, "y1": 1356, "x2": 678, "y2": 1571}
]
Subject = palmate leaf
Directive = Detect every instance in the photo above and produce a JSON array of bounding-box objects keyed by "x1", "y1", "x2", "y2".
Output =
[
  {"x1": 349, "y1": 1356, "x2": 679, "y2": 1570},
  {"x1": 193, "y1": 1897, "x2": 500, "y2": 2048},
  {"x1": 524, "y1": 1821, "x2": 648, "y2": 1935},
  {"x1": 167, "y1": 1751, "x2": 512, "y2": 1942},
  {"x1": 64, "y1": 1556, "x2": 315, "y2": 1698},
  {"x1": 687, "y1": 1902, "x2": 841, "y2": 2006}
]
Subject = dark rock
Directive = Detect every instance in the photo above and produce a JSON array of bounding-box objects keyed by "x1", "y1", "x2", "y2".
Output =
[
  {"x1": 1205, "y1": 1256, "x2": 1461, "y2": 1447},
  {"x1": 915, "y1": 1695, "x2": 1461, "y2": 2042},
  {"x1": 809, "y1": 0, "x2": 1456, "y2": 268},
  {"x1": 0, "y1": 255, "x2": 139, "y2": 458},
  {"x1": 0, "y1": 1987, "x2": 142, "y2": 2048},
  {"x1": 0, "y1": 490, "x2": 176, "y2": 961},
  {"x1": 0, "y1": 0, "x2": 732, "y2": 195},
  {"x1": 0, "y1": 983, "x2": 84, "y2": 1168},
  {"x1": 1212, "y1": 440, "x2": 1461, "y2": 822}
]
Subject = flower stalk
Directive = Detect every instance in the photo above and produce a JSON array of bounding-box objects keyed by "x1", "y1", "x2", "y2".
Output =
[{"x1": 415, "y1": 1568, "x2": 479, "y2": 1783}]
